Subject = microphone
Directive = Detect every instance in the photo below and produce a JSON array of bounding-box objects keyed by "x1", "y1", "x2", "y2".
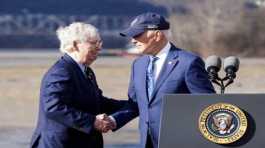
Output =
[
  {"x1": 223, "y1": 56, "x2": 240, "y2": 79},
  {"x1": 223, "y1": 56, "x2": 240, "y2": 87},
  {"x1": 205, "y1": 55, "x2": 222, "y2": 82},
  {"x1": 204, "y1": 55, "x2": 240, "y2": 94}
]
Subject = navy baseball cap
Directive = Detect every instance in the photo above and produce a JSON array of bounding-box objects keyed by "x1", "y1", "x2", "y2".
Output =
[{"x1": 120, "y1": 12, "x2": 170, "y2": 38}]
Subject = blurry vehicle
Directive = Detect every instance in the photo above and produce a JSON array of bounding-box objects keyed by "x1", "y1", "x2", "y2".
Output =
[
  {"x1": 99, "y1": 44, "x2": 141, "y2": 57},
  {"x1": 126, "y1": 43, "x2": 140, "y2": 54}
]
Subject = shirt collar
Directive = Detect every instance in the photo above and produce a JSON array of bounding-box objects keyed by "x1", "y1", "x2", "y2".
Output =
[
  {"x1": 66, "y1": 53, "x2": 86, "y2": 73},
  {"x1": 155, "y1": 42, "x2": 171, "y2": 59}
]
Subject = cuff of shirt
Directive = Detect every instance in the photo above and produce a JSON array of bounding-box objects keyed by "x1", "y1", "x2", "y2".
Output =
[{"x1": 109, "y1": 115, "x2": 117, "y2": 129}]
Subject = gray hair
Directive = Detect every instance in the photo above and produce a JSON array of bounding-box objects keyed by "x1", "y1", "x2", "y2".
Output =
[{"x1": 56, "y1": 22, "x2": 100, "y2": 53}]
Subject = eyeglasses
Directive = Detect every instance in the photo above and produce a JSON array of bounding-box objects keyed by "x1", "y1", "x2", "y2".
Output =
[{"x1": 87, "y1": 39, "x2": 103, "y2": 49}]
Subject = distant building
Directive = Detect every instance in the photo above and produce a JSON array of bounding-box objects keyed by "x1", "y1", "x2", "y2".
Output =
[{"x1": 0, "y1": 0, "x2": 167, "y2": 49}]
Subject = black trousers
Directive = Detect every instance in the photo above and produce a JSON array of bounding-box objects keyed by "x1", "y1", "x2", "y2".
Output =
[{"x1": 146, "y1": 133, "x2": 154, "y2": 148}]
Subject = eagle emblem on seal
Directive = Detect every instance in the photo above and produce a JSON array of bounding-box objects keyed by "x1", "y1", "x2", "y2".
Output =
[{"x1": 212, "y1": 113, "x2": 235, "y2": 135}]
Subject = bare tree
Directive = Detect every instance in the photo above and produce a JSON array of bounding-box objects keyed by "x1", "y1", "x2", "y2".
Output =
[
  {"x1": 188, "y1": 0, "x2": 244, "y2": 56},
  {"x1": 142, "y1": 0, "x2": 245, "y2": 56},
  {"x1": 143, "y1": 0, "x2": 265, "y2": 56},
  {"x1": 217, "y1": 6, "x2": 265, "y2": 56}
]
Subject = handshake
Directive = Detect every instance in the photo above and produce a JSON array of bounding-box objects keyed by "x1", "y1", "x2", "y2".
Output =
[{"x1": 93, "y1": 114, "x2": 116, "y2": 133}]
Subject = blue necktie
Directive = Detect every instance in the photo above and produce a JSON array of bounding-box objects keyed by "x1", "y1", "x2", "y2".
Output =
[{"x1": 147, "y1": 56, "x2": 158, "y2": 100}]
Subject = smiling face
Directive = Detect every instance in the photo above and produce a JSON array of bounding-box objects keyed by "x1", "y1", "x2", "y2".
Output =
[
  {"x1": 74, "y1": 37, "x2": 102, "y2": 66},
  {"x1": 56, "y1": 22, "x2": 103, "y2": 66},
  {"x1": 131, "y1": 31, "x2": 160, "y2": 55},
  {"x1": 131, "y1": 30, "x2": 167, "y2": 56}
]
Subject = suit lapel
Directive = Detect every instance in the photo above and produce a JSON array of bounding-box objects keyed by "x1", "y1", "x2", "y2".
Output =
[
  {"x1": 62, "y1": 54, "x2": 91, "y2": 86},
  {"x1": 137, "y1": 56, "x2": 150, "y2": 102},
  {"x1": 149, "y1": 45, "x2": 180, "y2": 104}
]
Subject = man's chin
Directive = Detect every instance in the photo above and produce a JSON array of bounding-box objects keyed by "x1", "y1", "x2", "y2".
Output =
[
  {"x1": 85, "y1": 59, "x2": 95, "y2": 66},
  {"x1": 137, "y1": 48, "x2": 145, "y2": 54},
  {"x1": 142, "y1": 50, "x2": 152, "y2": 55}
]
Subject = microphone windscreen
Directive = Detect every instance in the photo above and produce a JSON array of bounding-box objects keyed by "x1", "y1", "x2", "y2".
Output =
[
  {"x1": 224, "y1": 56, "x2": 240, "y2": 72},
  {"x1": 205, "y1": 55, "x2": 222, "y2": 72}
]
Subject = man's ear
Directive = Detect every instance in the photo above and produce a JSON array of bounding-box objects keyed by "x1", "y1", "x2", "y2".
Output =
[
  {"x1": 155, "y1": 31, "x2": 162, "y2": 42},
  {"x1": 73, "y1": 41, "x2": 79, "y2": 51}
]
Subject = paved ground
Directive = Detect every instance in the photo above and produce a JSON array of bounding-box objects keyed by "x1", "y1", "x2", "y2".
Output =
[
  {"x1": 0, "y1": 50, "x2": 264, "y2": 148},
  {"x1": 0, "y1": 50, "x2": 139, "y2": 148}
]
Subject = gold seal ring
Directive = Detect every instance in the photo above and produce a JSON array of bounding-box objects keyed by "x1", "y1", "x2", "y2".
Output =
[{"x1": 198, "y1": 103, "x2": 248, "y2": 144}]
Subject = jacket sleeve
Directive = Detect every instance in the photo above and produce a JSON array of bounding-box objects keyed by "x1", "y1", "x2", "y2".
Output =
[
  {"x1": 185, "y1": 57, "x2": 216, "y2": 93},
  {"x1": 99, "y1": 94, "x2": 127, "y2": 115},
  {"x1": 87, "y1": 68, "x2": 127, "y2": 115},
  {"x1": 111, "y1": 61, "x2": 139, "y2": 131},
  {"x1": 42, "y1": 67, "x2": 96, "y2": 134}
]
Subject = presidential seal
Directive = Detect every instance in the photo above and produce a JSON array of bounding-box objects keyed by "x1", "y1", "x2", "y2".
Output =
[{"x1": 198, "y1": 103, "x2": 248, "y2": 144}]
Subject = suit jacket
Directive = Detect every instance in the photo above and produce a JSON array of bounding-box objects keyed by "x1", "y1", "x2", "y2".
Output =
[
  {"x1": 30, "y1": 54, "x2": 125, "y2": 148},
  {"x1": 112, "y1": 44, "x2": 215, "y2": 148}
]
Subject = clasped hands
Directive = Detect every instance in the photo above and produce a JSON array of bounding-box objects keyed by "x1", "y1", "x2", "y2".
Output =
[{"x1": 94, "y1": 114, "x2": 116, "y2": 133}]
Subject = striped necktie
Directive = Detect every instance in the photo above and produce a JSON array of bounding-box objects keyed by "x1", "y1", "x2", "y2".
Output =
[
  {"x1": 84, "y1": 66, "x2": 98, "y2": 88},
  {"x1": 147, "y1": 56, "x2": 159, "y2": 100},
  {"x1": 85, "y1": 66, "x2": 94, "y2": 80}
]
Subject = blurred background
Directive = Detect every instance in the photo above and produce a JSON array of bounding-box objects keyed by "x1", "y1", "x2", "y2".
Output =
[{"x1": 0, "y1": 0, "x2": 265, "y2": 147}]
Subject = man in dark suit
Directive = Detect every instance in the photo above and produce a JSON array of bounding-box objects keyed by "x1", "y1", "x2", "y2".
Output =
[
  {"x1": 30, "y1": 22, "x2": 124, "y2": 148},
  {"x1": 108, "y1": 12, "x2": 216, "y2": 148}
]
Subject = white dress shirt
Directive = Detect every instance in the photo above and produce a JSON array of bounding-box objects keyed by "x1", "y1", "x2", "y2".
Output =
[
  {"x1": 67, "y1": 53, "x2": 86, "y2": 76},
  {"x1": 153, "y1": 42, "x2": 171, "y2": 83}
]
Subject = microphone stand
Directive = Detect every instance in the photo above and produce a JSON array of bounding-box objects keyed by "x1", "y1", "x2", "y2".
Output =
[{"x1": 209, "y1": 73, "x2": 236, "y2": 94}]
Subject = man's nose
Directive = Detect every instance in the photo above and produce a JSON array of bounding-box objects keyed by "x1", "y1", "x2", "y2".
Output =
[
  {"x1": 96, "y1": 41, "x2": 103, "y2": 50},
  {"x1": 94, "y1": 47, "x2": 100, "y2": 53}
]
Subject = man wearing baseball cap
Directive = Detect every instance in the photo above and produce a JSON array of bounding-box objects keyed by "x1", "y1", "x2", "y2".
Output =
[{"x1": 110, "y1": 12, "x2": 215, "y2": 148}]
